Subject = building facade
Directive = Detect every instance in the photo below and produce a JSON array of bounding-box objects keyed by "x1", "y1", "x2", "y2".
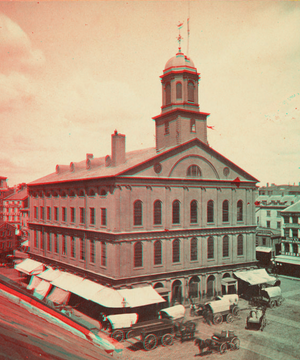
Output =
[
  {"x1": 28, "y1": 50, "x2": 258, "y2": 304},
  {"x1": 0, "y1": 221, "x2": 18, "y2": 263},
  {"x1": 0, "y1": 177, "x2": 14, "y2": 221}
]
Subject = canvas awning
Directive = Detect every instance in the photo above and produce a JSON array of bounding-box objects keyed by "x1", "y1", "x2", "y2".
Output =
[
  {"x1": 70, "y1": 279, "x2": 105, "y2": 300},
  {"x1": 275, "y1": 255, "x2": 300, "y2": 266},
  {"x1": 118, "y1": 286, "x2": 166, "y2": 308},
  {"x1": 256, "y1": 246, "x2": 273, "y2": 253},
  {"x1": 33, "y1": 280, "x2": 52, "y2": 300},
  {"x1": 27, "y1": 275, "x2": 42, "y2": 291},
  {"x1": 14, "y1": 259, "x2": 44, "y2": 275},
  {"x1": 221, "y1": 277, "x2": 237, "y2": 286},
  {"x1": 47, "y1": 287, "x2": 70, "y2": 304},
  {"x1": 37, "y1": 268, "x2": 63, "y2": 282},
  {"x1": 50, "y1": 272, "x2": 84, "y2": 291},
  {"x1": 234, "y1": 269, "x2": 276, "y2": 286},
  {"x1": 90, "y1": 287, "x2": 125, "y2": 308}
]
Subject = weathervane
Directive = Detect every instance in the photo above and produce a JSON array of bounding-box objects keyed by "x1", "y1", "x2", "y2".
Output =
[{"x1": 177, "y1": 21, "x2": 183, "y2": 53}]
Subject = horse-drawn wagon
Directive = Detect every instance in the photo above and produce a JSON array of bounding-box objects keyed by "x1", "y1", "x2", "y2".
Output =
[
  {"x1": 250, "y1": 286, "x2": 283, "y2": 308},
  {"x1": 246, "y1": 306, "x2": 267, "y2": 331},
  {"x1": 203, "y1": 295, "x2": 240, "y2": 325},
  {"x1": 103, "y1": 313, "x2": 138, "y2": 341},
  {"x1": 195, "y1": 330, "x2": 240, "y2": 355}
]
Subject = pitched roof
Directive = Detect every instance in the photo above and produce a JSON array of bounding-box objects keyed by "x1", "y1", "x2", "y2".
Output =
[
  {"x1": 4, "y1": 188, "x2": 28, "y2": 201},
  {"x1": 28, "y1": 138, "x2": 258, "y2": 186},
  {"x1": 282, "y1": 200, "x2": 300, "y2": 213}
]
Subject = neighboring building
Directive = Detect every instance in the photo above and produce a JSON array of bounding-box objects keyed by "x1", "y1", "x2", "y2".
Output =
[
  {"x1": 0, "y1": 177, "x2": 14, "y2": 221},
  {"x1": 0, "y1": 221, "x2": 18, "y2": 263},
  {"x1": 28, "y1": 49, "x2": 258, "y2": 305},
  {"x1": 275, "y1": 200, "x2": 300, "y2": 276},
  {"x1": 255, "y1": 184, "x2": 300, "y2": 264}
]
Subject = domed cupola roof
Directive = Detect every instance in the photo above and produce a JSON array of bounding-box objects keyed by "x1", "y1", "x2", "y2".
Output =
[{"x1": 163, "y1": 50, "x2": 197, "y2": 75}]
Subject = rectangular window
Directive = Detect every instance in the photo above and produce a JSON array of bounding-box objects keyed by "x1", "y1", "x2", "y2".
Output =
[
  {"x1": 47, "y1": 206, "x2": 51, "y2": 221},
  {"x1": 292, "y1": 229, "x2": 298, "y2": 238},
  {"x1": 277, "y1": 222, "x2": 281, "y2": 229},
  {"x1": 293, "y1": 216, "x2": 298, "y2": 224},
  {"x1": 80, "y1": 238, "x2": 85, "y2": 260},
  {"x1": 284, "y1": 216, "x2": 289, "y2": 224},
  {"x1": 90, "y1": 208, "x2": 95, "y2": 225},
  {"x1": 101, "y1": 242, "x2": 106, "y2": 267},
  {"x1": 40, "y1": 232, "x2": 44, "y2": 250},
  {"x1": 284, "y1": 228, "x2": 290, "y2": 238},
  {"x1": 262, "y1": 238, "x2": 266, "y2": 246},
  {"x1": 62, "y1": 235, "x2": 67, "y2": 256},
  {"x1": 47, "y1": 233, "x2": 51, "y2": 251},
  {"x1": 80, "y1": 208, "x2": 85, "y2": 224},
  {"x1": 256, "y1": 237, "x2": 259, "y2": 246},
  {"x1": 90, "y1": 240, "x2": 95, "y2": 263},
  {"x1": 266, "y1": 210, "x2": 270, "y2": 217},
  {"x1": 40, "y1": 206, "x2": 44, "y2": 220},
  {"x1": 71, "y1": 237, "x2": 76, "y2": 258},
  {"x1": 54, "y1": 207, "x2": 59, "y2": 221},
  {"x1": 34, "y1": 230, "x2": 38, "y2": 248},
  {"x1": 34, "y1": 206, "x2": 38, "y2": 220},
  {"x1": 266, "y1": 221, "x2": 270, "y2": 228},
  {"x1": 71, "y1": 207, "x2": 75, "y2": 223},
  {"x1": 62, "y1": 207, "x2": 67, "y2": 222},
  {"x1": 54, "y1": 234, "x2": 59, "y2": 253},
  {"x1": 101, "y1": 208, "x2": 107, "y2": 226},
  {"x1": 207, "y1": 239, "x2": 214, "y2": 259}
]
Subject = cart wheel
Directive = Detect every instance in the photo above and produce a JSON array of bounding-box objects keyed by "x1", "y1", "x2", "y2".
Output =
[
  {"x1": 111, "y1": 329, "x2": 124, "y2": 342},
  {"x1": 230, "y1": 337, "x2": 240, "y2": 350},
  {"x1": 276, "y1": 299, "x2": 282, "y2": 306},
  {"x1": 161, "y1": 333, "x2": 174, "y2": 346},
  {"x1": 143, "y1": 334, "x2": 157, "y2": 351},
  {"x1": 270, "y1": 300, "x2": 276, "y2": 308},
  {"x1": 126, "y1": 330, "x2": 134, "y2": 339},
  {"x1": 232, "y1": 306, "x2": 239, "y2": 316},
  {"x1": 226, "y1": 314, "x2": 233, "y2": 323},
  {"x1": 213, "y1": 314, "x2": 223, "y2": 325},
  {"x1": 219, "y1": 342, "x2": 227, "y2": 354}
]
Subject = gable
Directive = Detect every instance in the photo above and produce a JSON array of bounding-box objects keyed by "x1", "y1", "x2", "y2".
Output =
[{"x1": 120, "y1": 139, "x2": 258, "y2": 183}]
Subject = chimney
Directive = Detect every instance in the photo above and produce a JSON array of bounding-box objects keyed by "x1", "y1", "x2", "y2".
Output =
[
  {"x1": 111, "y1": 130, "x2": 125, "y2": 167},
  {"x1": 266, "y1": 183, "x2": 269, "y2": 187},
  {"x1": 86, "y1": 153, "x2": 93, "y2": 161}
]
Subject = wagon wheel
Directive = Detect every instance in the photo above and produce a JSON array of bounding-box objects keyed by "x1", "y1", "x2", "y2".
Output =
[
  {"x1": 111, "y1": 329, "x2": 124, "y2": 342},
  {"x1": 276, "y1": 298, "x2": 282, "y2": 306},
  {"x1": 226, "y1": 314, "x2": 233, "y2": 323},
  {"x1": 229, "y1": 337, "x2": 240, "y2": 350},
  {"x1": 232, "y1": 306, "x2": 239, "y2": 316},
  {"x1": 161, "y1": 333, "x2": 174, "y2": 346},
  {"x1": 143, "y1": 334, "x2": 157, "y2": 351},
  {"x1": 270, "y1": 300, "x2": 276, "y2": 308},
  {"x1": 213, "y1": 314, "x2": 223, "y2": 325},
  {"x1": 126, "y1": 330, "x2": 134, "y2": 340},
  {"x1": 219, "y1": 342, "x2": 227, "y2": 354}
]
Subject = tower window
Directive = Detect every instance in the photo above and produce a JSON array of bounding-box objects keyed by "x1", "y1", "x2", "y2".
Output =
[
  {"x1": 188, "y1": 81, "x2": 194, "y2": 102},
  {"x1": 222, "y1": 200, "x2": 229, "y2": 222},
  {"x1": 165, "y1": 82, "x2": 171, "y2": 105},
  {"x1": 154, "y1": 240, "x2": 162, "y2": 265},
  {"x1": 172, "y1": 200, "x2": 180, "y2": 224},
  {"x1": 153, "y1": 200, "x2": 162, "y2": 225},
  {"x1": 172, "y1": 239, "x2": 180, "y2": 263},
  {"x1": 187, "y1": 165, "x2": 201, "y2": 177},
  {"x1": 237, "y1": 234, "x2": 243, "y2": 256},
  {"x1": 134, "y1": 200, "x2": 143, "y2": 226},
  {"x1": 134, "y1": 242, "x2": 143, "y2": 267},
  {"x1": 190, "y1": 119, "x2": 196, "y2": 132},
  {"x1": 223, "y1": 235, "x2": 229, "y2": 257},
  {"x1": 237, "y1": 200, "x2": 243, "y2": 222},
  {"x1": 176, "y1": 82, "x2": 182, "y2": 99},
  {"x1": 207, "y1": 236, "x2": 214, "y2": 259},
  {"x1": 190, "y1": 200, "x2": 198, "y2": 223},
  {"x1": 207, "y1": 200, "x2": 214, "y2": 223},
  {"x1": 190, "y1": 237, "x2": 198, "y2": 261}
]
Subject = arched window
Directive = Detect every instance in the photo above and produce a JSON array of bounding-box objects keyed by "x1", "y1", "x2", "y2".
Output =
[
  {"x1": 188, "y1": 81, "x2": 194, "y2": 102},
  {"x1": 223, "y1": 235, "x2": 229, "y2": 257},
  {"x1": 154, "y1": 200, "x2": 162, "y2": 225},
  {"x1": 222, "y1": 200, "x2": 229, "y2": 222},
  {"x1": 190, "y1": 119, "x2": 196, "y2": 133},
  {"x1": 134, "y1": 242, "x2": 143, "y2": 267},
  {"x1": 190, "y1": 200, "x2": 198, "y2": 223},
  {"x1": 187, "y1": 165, "x2": 201, "y2": 177},
  {"x1": 154, "y1": 240, "x2": 162, "y2": 265},
  {"x1": 165, "y1": 82, "x2": 171, "y2": 104},
  {"x1": 172, "y1": 239, "x2": 180, "y2": 263},
  {"x1": 176, "y1": 82, "x2": 182, "y2": 99},
  {"x1": 207, "y1": 236, "x2": 214, "y2": 259},
  {"x1": 207, "y1": 200, "x2": 214, "y2": 223},
  {"x1": 237, "y1": 200, "x2": 243, "y2": 221},
  {"x1": 172, "y1": 200, "x2": 180, "y2": 224},
  {"x1": 190, "y1": 237, "x2": 198, "y2": 261},
  {"x1": 134, "y1": 200, "x2": 142, "y2": 226},
  {"x1": 237, "y1": 234, "x2": 243, "y2": 256}
]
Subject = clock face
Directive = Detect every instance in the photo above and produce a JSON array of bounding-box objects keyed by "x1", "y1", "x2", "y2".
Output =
[
  {"x1": 223, "y1": 167, "x2": 230, "y2": 177},
  {"x1": 154, "y1": 162, "x2": 162, "y2": 174}
]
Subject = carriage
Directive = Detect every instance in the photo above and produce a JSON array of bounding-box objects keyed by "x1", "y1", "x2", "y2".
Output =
[
  {"x1": 203, "y1": 295, "x2": 240, "y2": 325},
  {"x1": 250, "y1": 286, "x2": 283, "y2": 308},
  {"x1": 195, "y1": 330, "x2": 240, "y2": 355},
  {"x1": 246, "y1": 306, "x2": 267, "y2": 331}
]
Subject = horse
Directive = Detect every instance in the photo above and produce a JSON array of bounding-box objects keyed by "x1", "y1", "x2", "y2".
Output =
[{"x1": 194, "y1": 338, "x2": 213, "y2": 355}]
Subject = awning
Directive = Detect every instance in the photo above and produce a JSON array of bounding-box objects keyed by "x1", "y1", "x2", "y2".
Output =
[
  {"x1": 221, "y1": 277, "x2": 237, "y2": 286},
  {"x1": 14, "y1": 259, "x2": 44, "y2": 275},
  {"x1": 118, "y1": 286, "x2": 166, "y2": 308},
  {"x1": 50, "y1": 272, "x2": 84, "y2": 291},
  {"x1": 47, "y1": 287, "x2": 70, "y2": 305},
  {"x1": 275, "y1": 255, "x2": 300, "y2": 266},
  {"x1": 90, "y1": 287, "x2": 125, "y2": 308},
  {"x1": 70, "y1": 279, "x2": 105, "y2": 300},
  {"x1": 33, "y1": 280, "x2": 52, "y2": 300},
  {"x1": 37, "y1": 268, "x2": 63, "y2": 282},
  {"x1": 27, "y1": 275, "x2": 42, "y2": 291},
  {"x1": 234, "y1": 269, "x2": 276, "y2": 286},
  {"x1": 256, "y1": 246, "x2": 273, "y2": 253}
]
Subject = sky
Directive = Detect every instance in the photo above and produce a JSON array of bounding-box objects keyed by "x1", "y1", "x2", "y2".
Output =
[{"x1": 0, "y1": 0, "x2": 299, "y2": 187}]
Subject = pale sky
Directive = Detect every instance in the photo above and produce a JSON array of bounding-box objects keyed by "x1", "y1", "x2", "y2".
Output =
[{"x1": 0, "y1": 0, "x2": 299, "y2": 187}]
